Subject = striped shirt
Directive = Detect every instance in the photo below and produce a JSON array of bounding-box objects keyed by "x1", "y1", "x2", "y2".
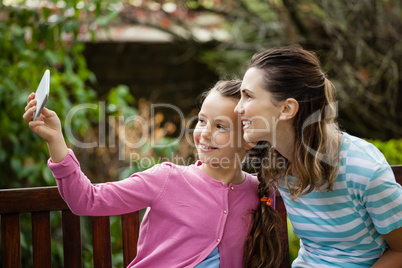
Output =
[{"x1": 278, "y1": 132, "x2": 402, "y2": 267}]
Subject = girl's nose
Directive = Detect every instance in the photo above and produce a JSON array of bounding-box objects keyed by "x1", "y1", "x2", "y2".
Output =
[
  {"x1": 235, "y1": 100, "x2": 244, "y2": 114},
  {"x1": 201, "y1": 125, "x2": 212, "y2": 139}
]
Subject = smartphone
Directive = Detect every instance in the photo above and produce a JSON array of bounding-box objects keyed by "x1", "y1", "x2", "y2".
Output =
[{"x1": 34, "y1": 69, "x2": 50, "y2": 121}]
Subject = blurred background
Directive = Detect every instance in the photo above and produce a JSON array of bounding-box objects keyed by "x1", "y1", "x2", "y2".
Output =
[{"x1": 1, "y1": 0, "x2": 401, "y2": 266}]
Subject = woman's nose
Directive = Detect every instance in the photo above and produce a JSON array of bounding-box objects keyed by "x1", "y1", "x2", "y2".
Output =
[{"x1": 235, "y1": 100, "x2": 244, "y2": 114}]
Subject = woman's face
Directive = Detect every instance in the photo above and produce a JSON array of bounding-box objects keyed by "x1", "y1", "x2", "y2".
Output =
[{"x1": 235, "y1": 67, "x2": 283, "y2": 145}]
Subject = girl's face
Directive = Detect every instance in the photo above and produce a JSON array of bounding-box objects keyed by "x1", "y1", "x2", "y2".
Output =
[
  {"x1": 194, "y1": 91, "x2": 246, "y2": 167},
  {"x1": 235, "y1": 67, "x2": 283, "y2": 145}
]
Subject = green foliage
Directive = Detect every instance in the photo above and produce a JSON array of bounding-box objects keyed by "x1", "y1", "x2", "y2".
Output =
[
  {"x1": 367, "y1": 139, "x2": 402, "y2": 165},
  {"x1": 287, "y1": 217, "x2": 300, "y2": 263},
  {"x1": 107, "y1": 84, "x2": 137, "y2": 119},
  {"x1": 0, "y1": 0, "x2": 121, "y2": 188},
  {"x1": 1, "y1": 2, "x2": 95, "y2": 187},
  {"x1": 0, "y1": 1, "x2": 123, "y2": 267}
]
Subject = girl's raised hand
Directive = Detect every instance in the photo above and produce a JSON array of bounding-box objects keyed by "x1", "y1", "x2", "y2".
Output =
[{"x1": 23, "y1": 92, "x2": 63, "y2": 143}]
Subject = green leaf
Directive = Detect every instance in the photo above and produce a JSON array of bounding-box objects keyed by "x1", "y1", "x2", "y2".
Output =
[{"x1": 42, "y1": 167, "x2": 56, "y2": 186}]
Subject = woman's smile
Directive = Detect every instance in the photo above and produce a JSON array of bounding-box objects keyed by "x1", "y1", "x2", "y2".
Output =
[{"x1": 241, "y1": 119, "x2": 251, "y2": 130}]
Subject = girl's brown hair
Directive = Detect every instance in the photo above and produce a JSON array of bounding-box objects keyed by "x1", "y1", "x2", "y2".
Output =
[
  {"x1": 199, "y1": 79, "x2": 242, "y2": 103},
  {"x1": 244, "y1": 140, "x2": 283, "y2": 268}
]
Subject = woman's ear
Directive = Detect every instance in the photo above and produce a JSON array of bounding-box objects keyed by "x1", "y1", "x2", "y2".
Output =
[{"x1": 279, "y1": 98, "x2": 299, "y2": 120}]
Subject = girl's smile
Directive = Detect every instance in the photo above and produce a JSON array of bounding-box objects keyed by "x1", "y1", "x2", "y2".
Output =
[{"x1": 198, "y1": 143, "x2": 218, "y2": 152}]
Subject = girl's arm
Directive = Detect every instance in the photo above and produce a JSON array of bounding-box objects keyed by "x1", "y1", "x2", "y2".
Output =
[
  {"x1": 23, "y1": 93, "x2": 68, "y2": 162},
  {"x1": 24, "y1": 93, "x2": 167, "y2": 216},
  {"x1": 372, "y1": 227, "x2": 402, "y2": 267}
]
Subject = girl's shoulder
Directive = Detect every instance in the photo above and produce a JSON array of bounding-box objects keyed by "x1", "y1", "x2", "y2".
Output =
[
  {"x1": 243, "y1": 172, "x2": 259, "y2": 189},
  {"x1": 245, "y1": 172, "x2": 258, "y2": 183},
  {"x1": 141, "y1": 161, "x2": 193, "y2": 177}
]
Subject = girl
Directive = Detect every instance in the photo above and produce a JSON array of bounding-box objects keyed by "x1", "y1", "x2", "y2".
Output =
[
  {"x1": 23, "y1": 80, "x2": 281, "y2": 267},
  {"x1": 236, "y1": 46, "x2": 402, "y2": 267}
]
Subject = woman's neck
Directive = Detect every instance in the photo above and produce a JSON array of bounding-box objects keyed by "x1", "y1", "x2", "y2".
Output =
[{"x1": 271, "y1": 123, "x2": 295, "y2": 163}]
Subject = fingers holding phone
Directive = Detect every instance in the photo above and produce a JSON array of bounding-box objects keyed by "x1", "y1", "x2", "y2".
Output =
[
  {"x1": 23, "y1": 92, "x2": 62, "y2": 143},
  {"x1": 23, "y1": 70, "x2": 62, "y2": 143}
]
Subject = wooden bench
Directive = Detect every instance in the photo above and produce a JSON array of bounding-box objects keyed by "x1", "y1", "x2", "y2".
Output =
[{"x1": 1, "y1": 165, "x2": 401, "y2": 268}]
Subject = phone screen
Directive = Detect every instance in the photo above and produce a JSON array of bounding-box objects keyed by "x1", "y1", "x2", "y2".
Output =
[{"x1": 34, "y1": 70, "x2": 50, "y2": 121}]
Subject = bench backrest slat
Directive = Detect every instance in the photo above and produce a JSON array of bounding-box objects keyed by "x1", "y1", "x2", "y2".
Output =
[
  {"x1": 92, "y1": 216, "x2": 112, "y2": 267},
  {"x1": 62, "y1": 210, "x2": 83, "y2": 267},
  {"x1": 32, "y1": 211, "x2": 51, "y2": 267},
  {"x1": 121, "y1": 212, "x2": 140, "y2": 267},
  {"x1": 392, "y1": 165, "x2": 402, "y2": 183},
  {"x1": 0, "y1": 165, "x2": 401, "y2": 267},
  {"x1": 1, "y1": 213, "x2": 21, "y2": 268}
]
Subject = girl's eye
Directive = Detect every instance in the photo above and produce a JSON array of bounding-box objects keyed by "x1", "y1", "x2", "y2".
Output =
[{"x1": 246, "y1": 93, "x2": 252, "y2": 99}]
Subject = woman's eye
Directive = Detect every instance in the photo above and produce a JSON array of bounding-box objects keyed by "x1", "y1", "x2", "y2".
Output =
[
  {"x1": 217, "y1": 125, "x2": 227, "y2": 130},
  {"x1": 241, "y1": 90, "x2": 252, "y2": 100},
  {"x1": 198, "y1": 118, "x2": 206, "y2": 124}
]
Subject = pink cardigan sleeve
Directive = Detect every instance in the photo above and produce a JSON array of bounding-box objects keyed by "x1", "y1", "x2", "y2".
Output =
[{"x1": 48, "y1": 149, "x2": 169, "y2": 216}]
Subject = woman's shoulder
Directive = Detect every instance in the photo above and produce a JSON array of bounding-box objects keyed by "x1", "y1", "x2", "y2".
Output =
[
  {"x1": 340, "y1": 132, "x2": 394, "y2": 184},
  {"x1": 340, "y1": 132, "x2": 388, "y2": 166}
]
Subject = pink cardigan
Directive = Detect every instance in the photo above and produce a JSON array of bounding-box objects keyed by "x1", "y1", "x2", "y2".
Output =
[{"x1": 48, "y1": 150, "x2": 260, "y2": 267}]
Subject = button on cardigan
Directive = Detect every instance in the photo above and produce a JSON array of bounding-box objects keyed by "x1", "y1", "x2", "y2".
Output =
[{"x1": 48, "y1": 149, "x2": 260, "y2": 267}]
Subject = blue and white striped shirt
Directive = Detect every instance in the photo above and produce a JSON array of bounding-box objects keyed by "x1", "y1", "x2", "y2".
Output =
[{"x1": 279, "y1": 132, "x2": 402, "y2": 267}]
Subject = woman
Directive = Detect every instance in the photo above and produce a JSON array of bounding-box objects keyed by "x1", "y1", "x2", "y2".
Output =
[{"x1": 237, "y1": 46, "x2": 402, "y2": 267}]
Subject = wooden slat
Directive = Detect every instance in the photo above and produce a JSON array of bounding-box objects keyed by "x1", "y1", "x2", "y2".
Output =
[
  {"x1": 392, "y1": 165, "x2": 402, "y2": 185},
  {"x1": 32, "y1": 211, "x2": 51, "y2": 268},
  {"x1": 62, "y1": 210, "x2": 82, "y2": 268},
  {"x1": 1, "y1": 213, "x2": 21, "y2": 268},
  {"x1": 121, "y1": 212, "x2": 140, "y2": 267},
  {"x1": 92, "y1": 216, "x2": 112, "y2": 268},
  {"x1": 0, "y1": 186, "x2": 68, "y2": 214}
]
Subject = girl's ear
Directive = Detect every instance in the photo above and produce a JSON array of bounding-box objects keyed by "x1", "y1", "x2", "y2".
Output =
[{"x1": 279, "y1": 98, "x2": 299, "y2": 120}]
